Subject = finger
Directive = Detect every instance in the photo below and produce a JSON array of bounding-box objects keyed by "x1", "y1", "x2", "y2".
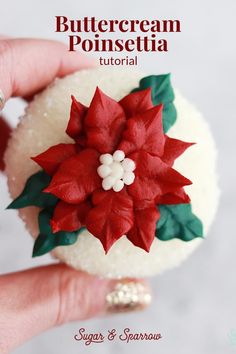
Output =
[
  {"x1": 0, "y1": 264, "x2": 151, "y2": 353},
  {"x1": 0, "y1": 35, "x2": 10, "y2": 40},
  {"x1": 0, "y1": 38, "x2": 96, "y2": 102},
  {"x1": 0, "y1": 116, "x2": 11, "y2": 171}
]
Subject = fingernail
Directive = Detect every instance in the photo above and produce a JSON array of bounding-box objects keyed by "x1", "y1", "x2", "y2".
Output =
[
  {"x1": 106, "y1": 281, "x2": 152, "y2": 314},
  {"x1": 0, "y1": 89, "x2": 5, "y2": 111}
]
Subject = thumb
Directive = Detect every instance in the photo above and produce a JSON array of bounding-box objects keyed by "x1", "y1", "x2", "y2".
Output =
[{"x1": 0, "y1": 264, "x2": 151, "y2": 353}]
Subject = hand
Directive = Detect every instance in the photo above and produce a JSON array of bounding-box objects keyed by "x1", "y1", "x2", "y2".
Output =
[{"x1": 0, "y1": 38, "x2": 151, "y2": 354}]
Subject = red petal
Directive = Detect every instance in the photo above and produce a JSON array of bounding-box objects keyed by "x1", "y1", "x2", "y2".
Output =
[
  {"x1": 0, "y1": 117, "x2": 11, "y2": 171},
  {"x1": 156, "y1": 188, "x2": 190, "y2": 205},
  {"x1": 127, "y1": 203, "x2": 160, "y2": 252},
  {"x1": 86, "y1": 189, "x2": 134, "y2": 253},
  {"x1": 119, "y1": 88, "x2": 153, "y2": 118},
  {"x1": 66, "y1": 95, "x2": 87, "y2": 144},
  {"x1": 32, "y1": 143, "x2": 79, "y2": 175},
  {"x1": 51, "y1": 200, "x2": 91, "y2": 233},
  {"x1": 162, "y1": 136, "x2": 194, "y2": 166},
  {"x1": 128, "y1": 151, "x2": 192, "y2": 201},
  {"x1": 118, "y1": 104, "x2": 165, "y2": 156},
  {"x1": 44, "y1": 148, "x2": 101, "y2": 204},
  {"x1": 85, "y1": 87, "x2": 126, "y2": 153}
]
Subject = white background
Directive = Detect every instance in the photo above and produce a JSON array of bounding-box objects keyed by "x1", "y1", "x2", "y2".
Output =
[{"x1": 0, "y1": 0, "x2": 236, "y2": 353}]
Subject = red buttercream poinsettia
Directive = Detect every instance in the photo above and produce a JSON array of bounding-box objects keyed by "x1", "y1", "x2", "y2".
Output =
[{"x1": 32, "y1": 88, "x2": 193, "y2": 253}]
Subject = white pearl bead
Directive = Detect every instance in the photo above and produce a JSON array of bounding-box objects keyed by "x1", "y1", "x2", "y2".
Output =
[
  {"x1": 102, "y1": 176, "x2": 116, "y2": 190},
  {"x1": 122, "y1": 158, "x2": 136, "y2": 172},
  {"x1": 110, "y1": 162, "x2": 124, "y2": 180},
  {"x1": 113, "y1": 150, "x2": 125, "y2": 162},
  {"x1": 123, "y1": 171, "x2": 135, "y2": 185},
  {"x1": 113, "y1": 179, "x2": 124, "y2": 192},
  {"x1": 99, "y1": 153, "x2": 113, "y2": 165},
  {"x1": 99, "y1": 152, "x2": 136, "y2": 191},
  {"x1": 97, "y1": 165, "x2": 111, "y2": 178}
]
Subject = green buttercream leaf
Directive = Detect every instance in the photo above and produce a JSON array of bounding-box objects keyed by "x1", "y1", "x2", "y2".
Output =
[
  {"x1": 156, "y1": 204, "x2": 203, "y2": 241},
  {"x1": 132, "y1": 74, "x2": 177, "y2": 132},
  {"x1": 7, "y1": 171, "x2": 58, "y2": 209},
  {"x1": 33, "y1": 208, "x2": 83, "y2": 257}
]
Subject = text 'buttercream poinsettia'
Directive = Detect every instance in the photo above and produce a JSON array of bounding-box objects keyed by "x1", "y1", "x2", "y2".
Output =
[{"x1": 31, "y1": 87, "x2": 193, "y2": 253}]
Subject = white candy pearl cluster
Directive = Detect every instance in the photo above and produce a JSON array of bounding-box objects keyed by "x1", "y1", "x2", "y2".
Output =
[{"x1": 97, "y1": 150, "x2": 136, "y2": 192}]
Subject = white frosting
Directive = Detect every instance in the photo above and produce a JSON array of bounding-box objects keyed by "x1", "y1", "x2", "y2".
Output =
[
  {"x1": 98, "y1": 150, "x2": 135, "y2": 192},
  {"x1": 5, "y1": 67, "x2": 220, "y2": 278},
  {"x1": 113, "y1": 150, "x2": 125, "y2": 162}
]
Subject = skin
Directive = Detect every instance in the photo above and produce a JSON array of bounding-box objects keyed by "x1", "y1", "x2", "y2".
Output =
[{"x1": 0, "y1": 38, "x2": 149, "y2": 354}]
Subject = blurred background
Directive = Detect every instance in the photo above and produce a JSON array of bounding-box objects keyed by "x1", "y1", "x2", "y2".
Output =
[{"x1": 0, "y1": 0, "x2": 235, "y2": 353}]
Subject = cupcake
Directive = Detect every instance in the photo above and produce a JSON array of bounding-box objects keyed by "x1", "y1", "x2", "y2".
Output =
[{"x1": 5, "y1": 67, "x2": 219, "y2": 278}]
